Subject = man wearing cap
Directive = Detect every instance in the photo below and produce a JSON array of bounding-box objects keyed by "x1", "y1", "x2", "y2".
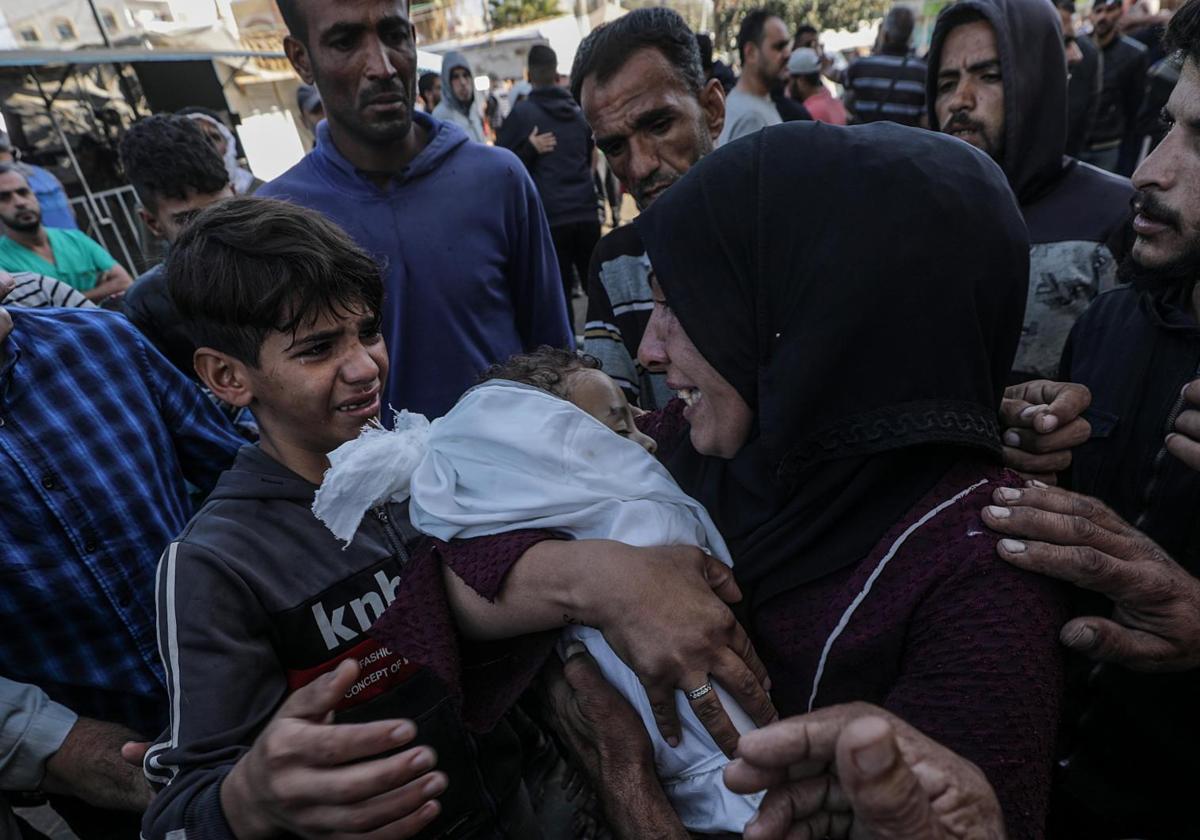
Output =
[
  {"x1": 0, "y1": 133, "x2": 77, "y2": 230},
  {"x1": 928, "y1": 0, "x2": 1133, "y2": 381},
  {"x1": 787, "y1": 48, "x2": 847, "y2": 124}
]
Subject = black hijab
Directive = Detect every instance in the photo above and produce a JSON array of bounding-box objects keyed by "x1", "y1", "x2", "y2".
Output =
[{"x1": 635, "y1": 121, "x2": 1029, "y2": 610}]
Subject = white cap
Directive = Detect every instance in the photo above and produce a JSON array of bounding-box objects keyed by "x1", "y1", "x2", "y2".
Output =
[{"x1": 788, "y1": 48, "x2": 821, "y2": 76}]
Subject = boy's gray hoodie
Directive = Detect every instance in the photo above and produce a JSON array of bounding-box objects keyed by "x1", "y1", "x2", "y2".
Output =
[{"x1": 140, "y1": 445, "x2": 525, "y2": 839}]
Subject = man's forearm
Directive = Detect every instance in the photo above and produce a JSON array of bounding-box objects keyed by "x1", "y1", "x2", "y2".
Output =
[{"x1": 596, "y1": 762, "x2": 689, "y2": 840}]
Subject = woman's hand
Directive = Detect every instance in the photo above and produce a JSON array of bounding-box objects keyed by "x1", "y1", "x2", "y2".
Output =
[{"x1": 578, "y1": 543, "x2": 778, "y2": 756}]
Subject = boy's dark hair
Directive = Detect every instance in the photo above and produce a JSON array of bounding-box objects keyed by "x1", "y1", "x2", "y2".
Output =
[
  {"x1": 418, "y1": 71, "x2": 439, "y2": 97},
  {"x1": 737, "y1": 8, "x2": 774, "y2": 65},
  {"x1": 570, "y1": 7, "x2": 704, "y2": 103},
  {"x1": 119, "y1": 115, "x2": 229, "y2": 213},
  {"x1": 1054, "y1": 0, "x2": 1076, "y2": 14},
  {"x1": 480, "y1": 346, "x2": 601, "y2": 398},
  {"x1": 1167, "y1": 0, "x2": 1200, "y2": 65},
  {"x1": 167, "y1": 196, "x2": 384, "y2": 367}
]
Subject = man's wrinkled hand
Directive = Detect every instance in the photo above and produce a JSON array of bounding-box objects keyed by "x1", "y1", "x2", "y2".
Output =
[
  {"x1": 1000, "y1": 380, "x2": 1092, "y2": 482},
  {"x1": 42, "y1": 717, "x2": 154, "y2": 812},
  {"x1": 984, "y1": 483, "x2": 1200, "y2": 671},
  {"x1": 542, "y1": 643, "x2": 654, "y2": 781},
  {"x1": 593, "y1": 543, "x2": 777, "y2": 758},
  {"x1": 220, "y1": 659, "x2": 447, "y2": 840},
  {"x1": 724, "y1": 703, "x2": 1005, "y2": 840},
  {"x1": 1166, "y1": 379, "x2": 1200, "y2": 471}
]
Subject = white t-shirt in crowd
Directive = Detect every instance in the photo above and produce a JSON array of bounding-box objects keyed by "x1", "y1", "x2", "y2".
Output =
[{"x1": 717, "y1": 87, "x2": 782, "y2": 146}]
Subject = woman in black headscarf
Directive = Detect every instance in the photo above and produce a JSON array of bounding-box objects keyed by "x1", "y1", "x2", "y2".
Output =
[{"x1": 634, "y1": 121, "x2": 1064, "y2": 837}]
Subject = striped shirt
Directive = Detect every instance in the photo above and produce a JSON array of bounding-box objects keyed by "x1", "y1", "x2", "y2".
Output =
[
  {"x1": 583, "y1": 224, "x2": 672, "y2": 410},
  {"x1": 844, "y1": 53, "x2": 928, "y2": 127},
  {"x1": 3, "y1": 271, "x2": 95, "y2": 309}
]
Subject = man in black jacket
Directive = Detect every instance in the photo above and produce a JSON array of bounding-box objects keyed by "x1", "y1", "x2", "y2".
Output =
[
  {"x1": 498, "y1": 44, "x2": 599, "y2": 325},
  {"x1": 995, "y1": 2, "x2": 1200, "y2": 833},
  {"x1": 1083, "y1": 0, "x2": 1149, "y2": 173},
  {"x1": 1058, "y1": 0, "x2": 1103, "y2": 157},
  {"x1": 927, "y1": 0, "x2": 1133, "y2": 381}
]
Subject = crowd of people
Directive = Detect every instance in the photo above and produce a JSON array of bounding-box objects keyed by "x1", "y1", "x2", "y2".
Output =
[{"x1": 1, "y1": 0, "x2": 1199, "y2": 838}]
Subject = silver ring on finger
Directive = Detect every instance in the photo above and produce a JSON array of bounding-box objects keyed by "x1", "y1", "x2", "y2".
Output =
[{"x1": 685, "y1": 681, "x2": 714, "y2": 701}]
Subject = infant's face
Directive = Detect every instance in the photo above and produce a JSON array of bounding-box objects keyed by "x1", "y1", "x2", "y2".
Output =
[{"x1": 566, "y1": 369, "x2": 657, "y2": 454}]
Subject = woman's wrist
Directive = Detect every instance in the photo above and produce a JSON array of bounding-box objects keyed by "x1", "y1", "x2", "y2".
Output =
[{"x1": 560, "y1": 540, "x2": 634, "y2": 630}]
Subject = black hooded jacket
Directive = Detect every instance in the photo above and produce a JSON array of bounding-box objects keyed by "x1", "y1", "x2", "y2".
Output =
[
  {"x1": 927, "y1": 0, "x2": 1134, "y2": 380},
  {"x1": 497, "y1": 86, "x2": 597, "y2": 227},
  {"x1": 1050, "y1": 284, "x2": 1200, "y2": 838}
]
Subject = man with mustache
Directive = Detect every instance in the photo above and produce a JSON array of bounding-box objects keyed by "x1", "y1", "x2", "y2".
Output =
[
  {"x1": 717, "y1": 9, "x2": 791, "y2": 146},
  {"x1": 260, "y1": 0, "x2": 572, "y2": 421},
  {"x1": 928, "y1": 0, "x2": 1133, "y2": 381},
  {"x1": 0, "y1": 166, "x2": 133, "y2": 304},
  {"x1": 990, "y1": 1, "x2": 1200, "y2": 833},
  {"x1": 573, "y1": 8, "x2": 725, "y2": 408}
]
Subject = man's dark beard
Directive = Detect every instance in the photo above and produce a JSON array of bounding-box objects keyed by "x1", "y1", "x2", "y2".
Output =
[
  {"x1": 1118, "y1": 248, "x2": 1200, "y2": 298},
  {"x1": 942, "y1": 110, "x2": 1001, "y2": 159},
  {"x1": 1121, "y1": 189, "x2": 1200, "y2": 297},
  {"x1": 1, "y1": 213, "x2": 39, "y2": 233}
]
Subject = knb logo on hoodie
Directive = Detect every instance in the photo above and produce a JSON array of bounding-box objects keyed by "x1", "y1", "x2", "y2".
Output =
[
  {"x1": 281, "y1": 563, "x2": 418, "y2": 708},
  {"x1": 311, "y1": 569, "x2": 402, "y2": 650}
]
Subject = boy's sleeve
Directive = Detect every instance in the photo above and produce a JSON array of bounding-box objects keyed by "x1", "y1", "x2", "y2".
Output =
[{"x1": 141, "y1": 540, "x2": 286, "y2": 840}]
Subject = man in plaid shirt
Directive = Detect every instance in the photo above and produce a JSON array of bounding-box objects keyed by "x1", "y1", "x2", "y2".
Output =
[{"x1": 0, "y1": 278, "x2": 242, "y2": 834}]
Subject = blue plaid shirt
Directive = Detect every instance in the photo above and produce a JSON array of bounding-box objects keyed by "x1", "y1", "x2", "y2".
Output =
[{"x1": 0, "y1": 309, "x2": 242, "y2": 734}]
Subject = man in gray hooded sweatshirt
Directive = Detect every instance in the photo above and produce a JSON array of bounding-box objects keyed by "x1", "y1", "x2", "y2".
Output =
[
  {"x1": 433, "y1": 51, "x2": 486, "y2": 143},
  {"x1": 928, "y1": 0, "x2": 1133, "y2": 381}
]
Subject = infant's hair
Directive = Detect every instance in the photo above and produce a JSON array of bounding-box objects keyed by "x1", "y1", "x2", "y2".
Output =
[{"x1": 480, "y1": 346, "x2": 603, "y2": 398}]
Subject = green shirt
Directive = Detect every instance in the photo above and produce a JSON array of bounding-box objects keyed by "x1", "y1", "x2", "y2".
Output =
[{"x1": 0, "y1": 228, "x2": 117, "y2": 292}]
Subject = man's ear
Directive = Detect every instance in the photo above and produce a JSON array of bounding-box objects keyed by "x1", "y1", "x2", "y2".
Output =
[
  {"x1": 700, "y1": 78, "x2": 726, "y2": 142},
  {"x1": 193, "y1": 348, "x2": 254, "y2": 408},
  {"x1": 284, "y1": 35, "x2": 316, "y2": 85},
  {"x1": 138, "y1": 207, "x2": 165, "y2": 242},
  {"x1": 743, "y1": 42, "x2": 759, "y2": 72}
]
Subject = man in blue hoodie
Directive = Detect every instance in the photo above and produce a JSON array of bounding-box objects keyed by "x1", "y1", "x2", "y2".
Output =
[
  {"x1": 499, "y1": 44, "x2": 600, "y2": 323},
  {"x1": 264, "y1": 0, "x2": 571, "y2": 420}
]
